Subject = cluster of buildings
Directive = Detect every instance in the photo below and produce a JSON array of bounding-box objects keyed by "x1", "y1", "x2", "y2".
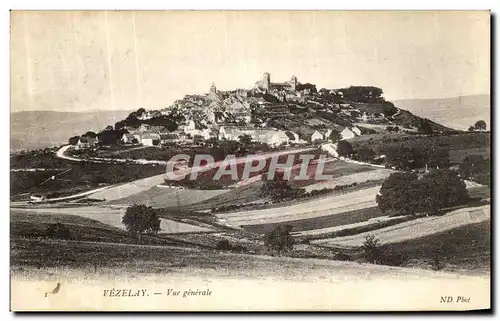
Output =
[{"x1": 72, "y1": 72, "x2": 373, "y2": 150}]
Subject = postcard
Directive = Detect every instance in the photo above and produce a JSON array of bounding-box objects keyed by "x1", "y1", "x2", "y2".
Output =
[{"x1": 10, "y1": 10, "x2": 491, "y2": 311}]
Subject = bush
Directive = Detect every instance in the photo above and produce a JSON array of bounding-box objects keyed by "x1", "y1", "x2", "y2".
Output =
[
  {"x1": 334, "y1": 252, "x2": 353, "y2": 261},
  {"x1": 45, "y1": 223, "x2": 71, "y2": 239},
  {"x1": 264, "y1": 225, "x2": 294, "y2": 253},
  {"x1": 216, "y1": 240, "x2": 232, "y2": 251},
  {"x1": 215, "y1": 240, "x2": 247, "y2": 253},
  {"x1": 362, "y1": 234, "x2": 382, "y2": 263},
  {"x1": 378, "y1": 249, "x2": 408, "y2": 267}
]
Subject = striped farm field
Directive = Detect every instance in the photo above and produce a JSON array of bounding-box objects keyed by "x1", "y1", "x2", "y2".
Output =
[
  {"x1": 312, "y1": 204, "x2": 490, "y2": 248},
  {"x1": 11, "y1": 206, "x2": 214, "y2": 234},
  {"x1": 104, "y1": 186, "x2": 226, "y2": 208},
  {"x1": 302, "y1": 168, "x2": 394, "y2": 192},
  {"x1": 216, "y1": 186, "x2": 381, "y2": 227},
  {"x1": 290, "y1": 159, "x2": 376, "y2": 188},
  {"x1": 242, "y1": 205, "x2": 388, "y2": 234}
]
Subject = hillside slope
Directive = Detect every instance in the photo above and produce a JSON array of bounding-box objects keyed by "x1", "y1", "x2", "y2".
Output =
[
  {"x1": 393, "y1": 94, "x2": 490, "y2": 131},
  {"x1": 10, "y1": 110, "x2": 133, "y2": 150}
]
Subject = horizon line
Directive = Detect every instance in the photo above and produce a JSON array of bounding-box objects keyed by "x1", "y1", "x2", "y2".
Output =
[{"x1": 11, "y1": 92, "x2": 491, "y2": 114}]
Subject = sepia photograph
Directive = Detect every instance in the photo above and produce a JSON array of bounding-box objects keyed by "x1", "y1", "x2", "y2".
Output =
[{"x1": 9, "y1": 10, "x2": 491, "y2": 311}]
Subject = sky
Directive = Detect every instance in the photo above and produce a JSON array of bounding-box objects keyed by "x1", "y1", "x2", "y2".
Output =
[{"x1": 10, "y1": 10, "x2": 490, "y2": 112}]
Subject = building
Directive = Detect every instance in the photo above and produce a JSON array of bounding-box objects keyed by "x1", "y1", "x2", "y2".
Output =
[
  {"x1": 219, "y1": 125, "x2": 256, "y2": 141},
  {"x1": 253, "y1": 130, "x2": 289, "y2": 147},
  {"x1": 137, "y1": 110, "x2": 158, "y2": 120},
  {"x1": 351, "y1": 126, "x2": 362, "y2": 136},
  {"x1": 310, "y1": 130, "x2": 324, "y2": 143},
  {"x1": 210, "y1": 82, "x2": 217, "y2": 95},
  {"x1": 75, "y1": 136, "x2": 98, "y2": 150},
  {"x1": 160, "y1": 133, "x2": 181, "y2": 145},
  {"x1": 121, "y1": 133, "x2": 138, "y2": 144},
  {"x1": 254, "y1": 72, "x2": 299, "y2": 92},
  {"x1": 141, "y1": 133, "x2": 161, "y2": 146},
  {"x1": 340, "y1": 127, "x2": 362, "y2": 140},
  {"x1": 284, "y1": 130, "x2": 300, "y2": 143}
]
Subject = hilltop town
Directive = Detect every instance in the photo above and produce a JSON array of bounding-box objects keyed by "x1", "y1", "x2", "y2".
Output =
[
  {"x1": 67, "y1": 72, "x2": 450, "y2": 151},
  {"x1": 11, "y1": 72, "x2": 490, "y2": 285}
]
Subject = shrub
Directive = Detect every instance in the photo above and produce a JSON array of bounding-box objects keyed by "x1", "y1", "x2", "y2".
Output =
[
  {"x1": 45, "y1": 223, "x2": 71, "y2": 239},
  {"x1": 334, "y1": 252, "x2": 353, "y2": 261},
  {"x1": 216, "y1": 239, "x2": 232, "y2": 251},
  {"x1": 362, "y1": 234, "x2": 382, "y2": 263},
  {"x1": 264, "y1": 225, "x2": 294, "y2": 253}
]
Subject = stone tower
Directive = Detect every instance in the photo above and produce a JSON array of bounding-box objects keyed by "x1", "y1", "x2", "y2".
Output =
[
  {"x1": 290, "y1": 75, "x2": 298, "y2": 91},
  {"x1": 210, "y1": 82, "x2": 217, "y2": 95},
  {"x1": 262, "y1": 72, "x2": 271, "y2": 90}
]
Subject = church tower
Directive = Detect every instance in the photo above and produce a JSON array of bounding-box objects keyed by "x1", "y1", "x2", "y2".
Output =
[
  {"x1": 262, "y1": 72, "x2": 271, "y2": 90},
  {"x1": 290, "y1": 75, "x2": 298, "y2": 91},
  {"x1": 210, "y1": 82, "x2": 217, "y2": 95}
]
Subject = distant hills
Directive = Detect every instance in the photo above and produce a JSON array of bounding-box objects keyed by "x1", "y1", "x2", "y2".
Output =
[
  {"x1": 10, "y1": 110, "x2": 133, "y2": 151},
  {"x1": 12, "y1": 92, "x2": 487, "y2": 152},
  {"x1": 393, "y1": 94, "x2": 490, "y2": 131}
]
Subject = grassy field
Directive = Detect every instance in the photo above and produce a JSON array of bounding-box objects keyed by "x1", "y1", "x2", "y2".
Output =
[
  {"x1": 10, "y1": 212, "x2": 177, "y2": 246},
  {"x1": 105, "y1": 186, "x2": 226, "y2": 208},
  {"x1": 215, "y1": 186, "x2": 381, "y2": 227},
  {"x1": 242, "y1": 206, "x2": 388, "y2": 234},
  {"x1": 384, "y1": 220, "x2": 491, "y2": 273},
  {"x1": 349, "y1": 132, "x2": 490, "y2": 156},
  {"x1": 290, "y1": 159, "x2": 376, "y2": 188},
  {"x1": 313, "y1": 204, "x2": 490, "y2": 248},
  {"x1": 176, "y1": 181, "x2": 264, "y2": 211},
  {"x1": 11, "y1": 162, "x2": 167, "y2": 200},
  {"x1": 449, "y1": 147, "x2": 491, "y2": 164},
  {"x1": 301, "y1": 168, "x2": 393, "y2": 192},
  {"x1": 468, "y1": 185, "x2": 491, "y2": 199}
]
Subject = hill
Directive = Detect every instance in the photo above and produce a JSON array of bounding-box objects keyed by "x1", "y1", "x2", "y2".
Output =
[
  {"x1": 10, "y1": 110, "x2": 133, "y2": 151},
  {"x1": 393, "y1": 94, "x2": 490, "y2": 131},
  {"x1": 107, "y1": 81, "x2": 453, "y2": 143}
]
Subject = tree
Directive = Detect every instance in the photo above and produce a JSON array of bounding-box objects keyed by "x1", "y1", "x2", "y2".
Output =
[
  {"x1": 328, "y1": 130, "x2": 341, "y2": 142},
  {"x1": 84, "y1": 131, "x2": 97, "y2": 138},
  {"x1": 376, "y1": 170, "x2": 468, "y2": 216},
  {"x1": 136, "y1": 108, "x2": 146, "y2": 117},
  {"x1": 260, "y1": 171, "x2": 305, "y2": 201},
  {"x1": 418, "y1": 119, "x2": 434, "y2": 134},
  {"x1": 122, "y1": 204, "x2": 161, "y2": 243},
  {"x1": 382, "y1": 102, "x2": 398, "y2": 117},
  {"x1": 362, "y1": 234, "x2": 382, "y2": 263},
  {"x1": 376, "y1": 172, "x2": 419, "y2": 215},
  {"x1": 238, "y1": 134, "x2": 253, "y2": 146},
  {"x1": 264, "y1": 224, "x2": 294, "y2": 253},
  {"x1": 459, "y1": 155, "x2": 490, "y2": 186},
  {"x1": 45, "y1": 223, "x2": 71, "y2": 239},
  {"x1": 337, "y1": 140, "x2": 354, "y2": 157},
  {"x1": 415, "y1": 169, "x2": 468, "y2": 215},
  {"x1": 356, "y1": 147, "x2": 376, "y2": 163},
  {"x1": 338, "y1": 86, "x2": 384, "y2": 103},
  {"x1": 474, "y1": 120, "x2": 487, "y2": 131},
  {"x1": 216, "y1": 239, "x2": 232, "y2": 251},
  {"x1": 468, "y1": 126, "x2": 475, "y2": 132},
  {"x1": 68, "y1": 136, "x2": 80, "y2": 145},
  {"x1": 296, "y1": 83, "x2": 318, "y2": 94},
  {"x1": 193, "y1": 135, "x2": 205, "y2": 145}
]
